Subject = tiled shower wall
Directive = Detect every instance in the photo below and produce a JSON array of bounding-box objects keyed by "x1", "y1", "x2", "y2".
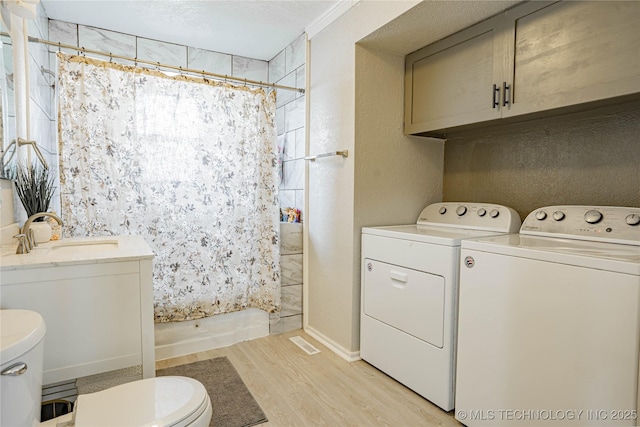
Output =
[
  {"x1": 2, "y1": 2, "x2": 57, "y2": 223},
  {"x1": 273, "y1": 222, "x2": 303, "y2": 333},
  {"x1": 269, "y1": 35, "x2": 306, "y2": 334},
  {"x1": 269, "y1": 34, "x2": 306, "y2": 220},
  {"x1": 42, "y1": 16, "x2": 304, "y2": 334}
]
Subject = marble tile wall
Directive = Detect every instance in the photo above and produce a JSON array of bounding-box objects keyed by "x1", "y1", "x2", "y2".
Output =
[
  {"x1": 12, "y1": 3, "x2": 59, "y2": 224},
  {"x1": 270, "y1": 34, "x2": 306, "y2": 221},
  {"x1": 47, "y1": 19, "x2": 269, "y2": 84},
  {"x1": 271, "y1": 222, "x2": 303, "y2": 334},
  {"x1": 1, "y1": 26, "x2": 15, "y2": 166},
  {"x1": 268, "y1": 34, "x2": 305, "y2": 335}
]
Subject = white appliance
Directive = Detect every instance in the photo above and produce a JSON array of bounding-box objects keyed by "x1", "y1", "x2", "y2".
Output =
[
  {"x1": 360, "y1": 202, "x2": 521, "y2": 411},
  {"x1": 0, "y1": 309, "x2": 213, "y2": 427},
  {"x1": 456, "y1": 205, "x2": 640, "y2": 426}
]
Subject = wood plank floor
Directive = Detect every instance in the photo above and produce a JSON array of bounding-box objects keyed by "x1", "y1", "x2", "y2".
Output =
[{"x1": 156, "y1": 329, "x2": 462, "y2": 427}]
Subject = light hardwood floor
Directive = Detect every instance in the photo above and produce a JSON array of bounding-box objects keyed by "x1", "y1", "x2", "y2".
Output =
[{"x1": 156, "y1": 329, "x2": 461, "y2": 427}]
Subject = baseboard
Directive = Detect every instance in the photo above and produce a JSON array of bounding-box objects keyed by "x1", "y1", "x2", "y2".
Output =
[{"x1": 304, "y1": 325, "x2": 361, "y2": 362}]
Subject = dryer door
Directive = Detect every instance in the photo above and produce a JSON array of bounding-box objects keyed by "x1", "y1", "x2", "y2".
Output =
[{"x1": 363, "y1": 259, "x2": 445, "y2": 348}]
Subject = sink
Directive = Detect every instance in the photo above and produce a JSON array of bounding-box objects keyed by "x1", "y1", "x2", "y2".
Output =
[
  {"x1": 49, "y1": 239, "x2": 119, "y2": 254},
  {"x1": 1, "y1": 235, "x2": 153, "y2": 270},
  {"x1": 1, "y1": 246, "x2": 17, "y2": 257},
  {"x1": 1, "y1": 240, "x2": 118, "y2": 257}
]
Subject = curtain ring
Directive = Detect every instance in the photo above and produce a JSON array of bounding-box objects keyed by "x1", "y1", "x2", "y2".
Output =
[
  {"x1": 156, "y1": 62, "x2": 161, "y2": 71},
  {"x1": 109, "y1": 53, "x2": 113, "y2": 63},
  {"x1": 134, "y1": 57, "x2": 138, "y2": 67},
  {"x1": 57, "y1": 42, "x2": 61, "y2": 53},
  {"x1": 244, "y1": 78, "x2": 247, "y2": 87}
]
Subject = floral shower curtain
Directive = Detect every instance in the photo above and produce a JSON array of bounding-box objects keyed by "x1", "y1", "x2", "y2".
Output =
[{"x1": 57, "y1": 53, "x2": 280, "y2": 322}]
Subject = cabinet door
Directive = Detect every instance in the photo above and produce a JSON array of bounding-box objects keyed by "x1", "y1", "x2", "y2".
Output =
[
  {"x1": 503, "y1": 1, "x2": 640, "y2": 118},
  {"x1": 404, "y1": 16, "x2": 503, "y2": 135}
]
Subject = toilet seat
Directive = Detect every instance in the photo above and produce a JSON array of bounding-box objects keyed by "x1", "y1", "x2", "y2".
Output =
[{"x1": 73, "y1": 376, "x2": 211, "y2": 427}]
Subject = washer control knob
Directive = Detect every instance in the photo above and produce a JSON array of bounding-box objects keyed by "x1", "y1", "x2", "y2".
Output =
[
  {"x1": 626, "y1": 214, "x2": 640, "y2": 226},
  {"x1": 456, "y1": 206, "x2": 467, "y2": 216},
  {"x1": 439, "y1": 207, "x2": 447, "y2": 215},
  {"x1": 552, "y1": 211, "x2": 565, "y2": 221},
  {"x1": 489, "y1": 209, "x2": 500, "y2": 218},
  {"x1": 535, "y1": 210, "x2": 547, "y2": 220},
  {"x1": 584, "y1": 210, "x2": 603, "y2": 224},
  {"x1": 477, "y1": 208, "x2": 487, "y2": 217}
]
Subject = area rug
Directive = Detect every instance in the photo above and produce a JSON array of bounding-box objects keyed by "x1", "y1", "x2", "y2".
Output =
[{"x1": 156, "y1": 357, "x2": 268, "y2": 427}]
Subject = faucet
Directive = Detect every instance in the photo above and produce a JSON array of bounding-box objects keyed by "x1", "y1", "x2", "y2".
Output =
[
  {"x1": 18, "y1": 212, "x2": 64, "y2": 253},
  {"x1": 13, "y1": 234, "x2": 30, "y2": 254}
]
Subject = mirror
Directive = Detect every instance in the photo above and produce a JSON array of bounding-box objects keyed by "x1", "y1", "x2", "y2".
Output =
[{"x1": 1, "y1": 27, "x2": 15, "y2": 178}]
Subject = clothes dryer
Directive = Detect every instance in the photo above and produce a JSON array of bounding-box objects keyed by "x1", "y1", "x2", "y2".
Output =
[
  {"x1": 456, "y1": 206, "x2": 640, "y2": 426},
  {"x1": 360, "y1": 202, "x2": 521, "y2": 411}
]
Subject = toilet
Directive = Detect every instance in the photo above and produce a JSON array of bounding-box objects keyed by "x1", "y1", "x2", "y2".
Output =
[{"x1": 0, "y1": 310, "x2": 213, "y2": 427}]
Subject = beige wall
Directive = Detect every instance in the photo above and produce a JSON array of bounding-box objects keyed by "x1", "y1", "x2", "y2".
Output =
[
  {"x1": 443, "y1": 103, "x2": 640, "y2": 219},
  {"x1": 306, "y1": 1, "x2": 421, "y2": 358},
  {"x1": 353, "y1": 44, "x2": 444, "y2": 347},
  {"x1": 305, "y1": 0, "x2": 516, "y2": 358}
]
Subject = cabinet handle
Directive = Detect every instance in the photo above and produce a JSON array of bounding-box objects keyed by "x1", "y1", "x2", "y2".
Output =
[
  {"x1": 492, "y1": 84, "x2": 500, "y2": 108},
  {"x1": 502, "y1": 82, "x2": 511, "y2": 107}
]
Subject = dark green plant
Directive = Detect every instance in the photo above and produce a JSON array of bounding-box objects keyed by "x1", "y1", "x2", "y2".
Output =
[{"x1": 14, "y1": 165, "x2": 55, "y2": 222}]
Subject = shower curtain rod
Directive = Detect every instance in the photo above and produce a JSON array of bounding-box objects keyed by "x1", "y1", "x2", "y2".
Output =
[{"x1": 5, "y1": 33, "x2": 305, "y2": 94}]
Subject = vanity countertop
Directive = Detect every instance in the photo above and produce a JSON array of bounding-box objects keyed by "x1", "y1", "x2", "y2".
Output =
[{"x1": 0, "y1": 234, "x2": 154, "y2": 271}]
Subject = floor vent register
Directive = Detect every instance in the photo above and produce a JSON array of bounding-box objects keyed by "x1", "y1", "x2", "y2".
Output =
[{"x1": 289, "y1": 336, "x2": 321, "y2": 355}]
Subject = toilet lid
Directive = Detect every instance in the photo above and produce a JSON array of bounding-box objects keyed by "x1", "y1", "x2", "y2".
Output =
[
  {"x1": 0, "y1": 310, "x2": 46, "y2": 364},
  {"x1": 74, "y1": 376, "x2": 209, "y2": 427}
]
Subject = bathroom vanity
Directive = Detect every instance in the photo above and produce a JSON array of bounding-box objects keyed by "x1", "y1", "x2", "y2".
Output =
[{"x1": 0, "y1": 235, "x2": 155, "y2": 385}]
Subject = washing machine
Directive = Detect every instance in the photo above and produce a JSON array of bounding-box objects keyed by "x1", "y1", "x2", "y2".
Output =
[
  {"x1": 360, "y1": 202, "x2": 521, "y2": 411},
  {"x1": 456, "y1": 205, "x2": 640, "y2": 426}
]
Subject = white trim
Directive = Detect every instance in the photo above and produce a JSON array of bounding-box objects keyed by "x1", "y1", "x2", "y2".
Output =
[
  {"x1": 305, "y1": 0, "x2": 359, "y2": 39},
  {"x1": 304, "y1": 325, "x2": 361, "y2": 362}
]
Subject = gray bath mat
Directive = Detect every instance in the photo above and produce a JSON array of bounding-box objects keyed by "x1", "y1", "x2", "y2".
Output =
[{"x1": 156, "y1": 356, "x2": 268, "y2": 427}]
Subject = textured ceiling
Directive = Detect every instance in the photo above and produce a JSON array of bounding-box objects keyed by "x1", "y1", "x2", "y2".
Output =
[{"x1": 41, "y1": 0, "x2": 343, "y2": 61}]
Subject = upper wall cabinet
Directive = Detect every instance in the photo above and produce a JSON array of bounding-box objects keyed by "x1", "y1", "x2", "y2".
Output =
[
  {"x1": 404, "y1": 1, "x2": 640, "y2": 136},
  {"x1": 404, "y1": 15, "x2": 503, "y2": 135}
]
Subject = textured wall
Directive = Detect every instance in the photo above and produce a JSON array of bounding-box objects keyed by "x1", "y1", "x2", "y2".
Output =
[
  {"x1": 353, "y1": 44, "x2": 444, "y2": 352},
  {"x1": 443, "y1": 104, "x2": 640, "y2": 220},
  {"x1": 307, "y1": 1, "x2": 421, "y2": 357}
]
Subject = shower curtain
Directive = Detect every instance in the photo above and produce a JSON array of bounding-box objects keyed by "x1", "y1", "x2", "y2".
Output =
[{"x1": 57, "y1": 53, "x2": 280, "y2": 322}]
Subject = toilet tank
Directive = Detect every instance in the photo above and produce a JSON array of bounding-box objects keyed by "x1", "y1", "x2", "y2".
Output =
[{"x1": 1, "y1": 309, "x2": 46, "y2": 427}]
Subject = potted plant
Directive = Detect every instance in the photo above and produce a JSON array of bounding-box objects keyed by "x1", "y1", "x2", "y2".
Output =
[{"x1": 14, "y1": 164, "x2": 56, "y2": 242}]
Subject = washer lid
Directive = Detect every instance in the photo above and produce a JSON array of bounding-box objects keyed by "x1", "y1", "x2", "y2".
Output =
[
  {"x1": 74, "y1": 376, "x2": 209, "y2": 427},
  {"x1": 462, "y1": 234, "x2": 640, "y2": 275},
  {"x1": 0, "y1": 309, "x2": 46, "y2": 364},
  {"x1": 362, "y1": 224, "x2": 513, "y2": 246}
]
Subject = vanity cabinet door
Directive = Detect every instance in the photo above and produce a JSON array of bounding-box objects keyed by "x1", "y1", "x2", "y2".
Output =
[
  {"x1": 404, "y1": 15, "x2": 503, "y2": 136},
  {"x1": 503, "y1": 1, "x2": 640, "y2": 118}
]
